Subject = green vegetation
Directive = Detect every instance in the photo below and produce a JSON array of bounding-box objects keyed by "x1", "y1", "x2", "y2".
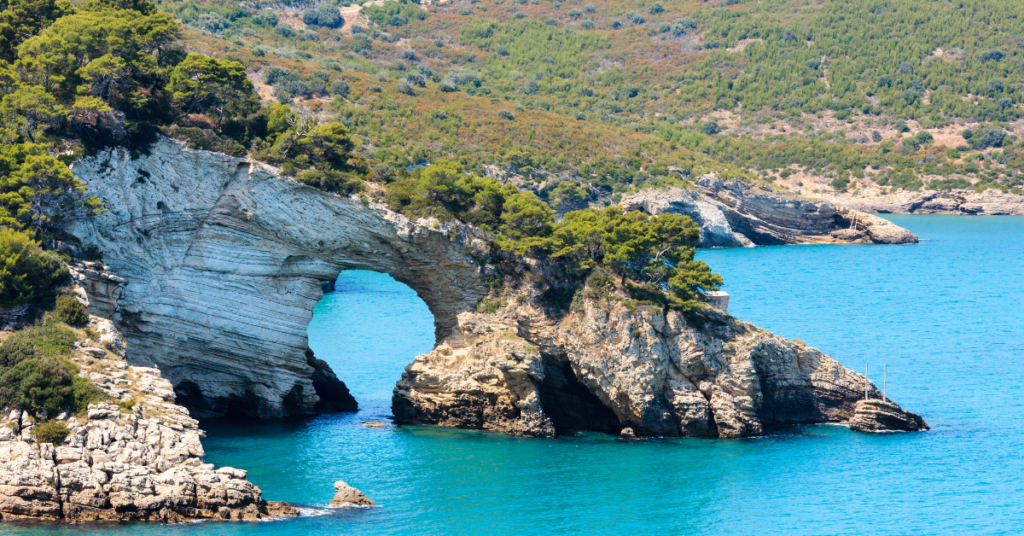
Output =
[
  {"x1": 54, "y1": 294, "x2": 88, "y2": 326},
  {"x1": 388, "y1": 161, "x2": 721, "y2": 310},
  {"x1": 0, "y1": 317, "x2": 105, "y2": 417},
  {"x1": 144, "y1": 0, "x2": 1024, "y2": 196},
  {"x1": 31, "y1": 419, "x2": 70, "y2": 444}
]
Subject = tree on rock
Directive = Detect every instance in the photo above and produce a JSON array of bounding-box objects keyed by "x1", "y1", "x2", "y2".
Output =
[{"x1": 169, "y1": 54, "x2": 255, "y2": 126}]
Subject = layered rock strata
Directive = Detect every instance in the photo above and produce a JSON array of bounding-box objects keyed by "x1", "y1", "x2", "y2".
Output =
[
  {"x1": 820, "y1": 189, "x2": 1024, "y2": 216},
  {"x1": 849, "y1": 399, "x2": 929, "y2": 433},
  {"x1": 67, "y1": 138, "x2": 925, "y2": 437},
  {"x1": 394, "y1": 290, "x2": 927, "y2": 438},
  {"x1": 0, "y1": 317, "x2": 297, "y2": 522},
  {"x1": 621, "y1": 176, "x2": 918, "y2": 247},
  {"x1": 67, "y1": 139, "x2": 490, "y2": 418}
]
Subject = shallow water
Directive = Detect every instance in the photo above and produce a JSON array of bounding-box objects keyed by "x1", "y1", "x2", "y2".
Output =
[{"x1": 6, "y1": 215, "x2": 1023, "y2": 535}]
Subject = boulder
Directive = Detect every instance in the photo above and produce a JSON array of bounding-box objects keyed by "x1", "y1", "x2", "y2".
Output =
[
  {"x1": 849, "y1": 399, "x2": 929, "y2": 432},
  {"x1": 330, "y1": 481, "x2": 374, "y2": 506}
]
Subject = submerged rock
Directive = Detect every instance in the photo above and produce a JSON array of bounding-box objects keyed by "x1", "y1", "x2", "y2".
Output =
[
  {"x1": 849, "y1": 399, "x2": 929, "y2": 433},
  {"x1": 330, "y1": 481, "x2": 374, "y2": 506}
]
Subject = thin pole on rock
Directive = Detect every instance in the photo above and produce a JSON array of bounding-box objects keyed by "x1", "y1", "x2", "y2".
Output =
[
  {"x1": 883, "y1": 364, "x2": 887, "y2": 403},
  {"x1": 864, "y1": 361, "x2": 869, "y2": 401}
]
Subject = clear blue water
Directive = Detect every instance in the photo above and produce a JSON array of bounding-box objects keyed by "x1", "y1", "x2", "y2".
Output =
[{"x1": 6, "y1": 215, "x2": 1023, "y2": 535}]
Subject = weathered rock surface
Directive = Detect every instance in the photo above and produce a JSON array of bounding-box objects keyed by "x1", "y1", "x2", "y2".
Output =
[
  {"x1": 394, "y1": 289, "x2": 927, "y2": 438},
  {"x1": 621, "y1": 176, "x2": 918, "y2": 247},
  {"x1": 0, "y1": 317, "x2": 298, "y2": 522},
  {"x1": 330, "y1": 481, "x2": 374, "y2": 506},
  {"x1": 67, "y1": 139, "x2": 925, "y2": 438},
  {"x1": 820, "y1": 189, "x2": 1024, "y2": 216},
  {"x1": 67, "y1": 138, "x2": 490, "y2": 419},
  {"x1": 849, "y1": 399, "x2": 929, "y2": 433}
]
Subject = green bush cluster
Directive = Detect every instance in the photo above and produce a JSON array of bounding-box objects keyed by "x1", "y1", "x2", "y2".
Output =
[
  {"x1": 54, "y1": 295, "x2": 88, "y2": 326},
  {"x1": 389, "y1": 162, "x2": 722, "y2": 310},
  {"x1": 0, "y1": 318, "x2": 105, "y2": 418}
]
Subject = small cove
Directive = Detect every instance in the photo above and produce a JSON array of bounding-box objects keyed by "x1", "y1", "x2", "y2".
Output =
[{"x1": 6, "y1": 215, "x2": 1022, "y2": 535}]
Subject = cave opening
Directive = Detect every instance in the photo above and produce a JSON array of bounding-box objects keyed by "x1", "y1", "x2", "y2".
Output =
[{"x1": 306, "y1": 270, "x2": 436, "y2": 416}]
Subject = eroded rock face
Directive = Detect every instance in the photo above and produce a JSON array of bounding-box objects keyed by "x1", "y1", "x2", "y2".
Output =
[
  {"x1": 394, "y1": 291, "x2": 927, "y2": 438},
  {"x1": 820, "y1": 189, "x2": 1024, "y2": 216},
  {"x1": 68, "y1": 139, "x2": 924, "y2": 437},
  {"x1": 621, "y1": 177, "x2": 919, "y2": 247},
  {"x1": 330, "y1": 481, "x2": 374, "y2": 506},
  {"x1": 68, "y1": 139, "x2": 490, "y2": 418},
  {"x1": 0, "y1": 318, "x2": 297, "y2": 522},
  {"x1": 849, "y1": 399, "x2": 929, "y2": 432}
]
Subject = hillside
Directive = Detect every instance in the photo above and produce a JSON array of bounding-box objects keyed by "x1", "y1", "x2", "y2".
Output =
[{"x1": 159, "y1": 0, "x2": 1024, "y2": 203}]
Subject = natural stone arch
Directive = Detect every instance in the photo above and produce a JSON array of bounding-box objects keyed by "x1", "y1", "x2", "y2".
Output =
[
  {"x1": 68, "y1": 139, "x2": 490, "y2": 418},
  {"x1": 67, "y1": 139, "x2": 926, "y2": 436}
]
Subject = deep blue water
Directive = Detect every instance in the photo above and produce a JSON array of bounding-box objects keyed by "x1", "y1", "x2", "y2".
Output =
[{"x1": 6, "y1": 215, "x2": 1023, "y2": 535}]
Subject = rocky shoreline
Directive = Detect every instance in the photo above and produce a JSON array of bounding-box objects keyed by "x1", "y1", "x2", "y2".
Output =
[
  {"x1": 0, "y1": 317, "x2": 298, "y2": 523},
  {"x1": 818, "y1": 189, "x2": 1024, "y2": 215},
  {"x1": 621, "y1": 176, "x2": 919, "y2": 247},
  {"x1": 394, "y1": 280, "x2": 928, "y2": 438}
]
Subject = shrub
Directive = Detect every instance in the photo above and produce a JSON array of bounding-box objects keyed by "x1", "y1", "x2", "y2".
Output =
[
  {"x1": 396, "y1": 82, "x2": 416, "y2": 95},
  {"x1": 295, "y1": 169, "x2": 365, "y2": 195},
  {"x1": 31, "y1": 420, "x2": 70, "y2": 444},
  {"x1": 0, "y1": 229, "x2": 68, "y2": 306},
  {"x1": 649, "y1": 3, "x2": 664, "y2": 14},
  {"x1": 610, "y1": 19, "x2": 622, "y2": 29},
  {"x1": 498, "y1": 110, "x2": 515, "y2": 120},
  {"x1": 700, "y1": 121, "x2": 721, "y2": 135},
  {"x1": 970, "y1": 126, "x2": 1007, "y2": 149},
  {"x1": 303, "y1": 4, "x2": 344, "y2": 28},
  {"x1": 330, "y1": 79, "x2": 350, "y2": 97},
  {"x1": 54, "y1": 295, "x2": 88, "y2": 326}
]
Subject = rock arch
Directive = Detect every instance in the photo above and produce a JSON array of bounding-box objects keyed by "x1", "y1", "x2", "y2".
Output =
[
  {"x1": 67, "y1": 139, "x2": 926, "y2": 436},
  {"x1": 68, "y1": 139, "x2": 489, "y2": 418}
]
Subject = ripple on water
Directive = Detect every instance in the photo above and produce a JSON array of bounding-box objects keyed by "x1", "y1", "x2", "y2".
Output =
[{"x1": 5, "y1": 216, "x2": 1021, "y2": 535}]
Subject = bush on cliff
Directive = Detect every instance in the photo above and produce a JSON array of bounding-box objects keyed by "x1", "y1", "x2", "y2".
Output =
[
  {"x1": 54, "y1": 294, "x2": 88, "y2": 326},
  {"x1": 0, "y1": 318, "x2": 105, "y2": 416},
  {"x1": 31, "y1": 419, "x2": 70, "y2": 444},
  {"x1": 0, "y1": 228, "x2": 69, "y2": 306}
]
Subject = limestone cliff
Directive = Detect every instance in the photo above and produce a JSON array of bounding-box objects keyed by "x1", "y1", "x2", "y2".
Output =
[
  {"x1": 0, "y1": 317, "x2": 296, "y2": 522},
  {"x1": 393, "y1": 281, "x2": 928, "y2": 438},
  {"x1": 621, "y1": 176, "x2": 919, "y2": 247},
  {"x1": 818, "y1": 189, "x2": 1024, "y2": 216},
  {"x1": 67, "y1": 138, "x2": 490, "y2": 419},
  {"x1": 67, "y1": 138, "x2": 925, "y2": 438}
]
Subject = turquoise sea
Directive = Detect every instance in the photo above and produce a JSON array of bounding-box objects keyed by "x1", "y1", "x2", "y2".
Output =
[{"x1": 6, "y1": 215, "x2": 1023, "y2": 535}]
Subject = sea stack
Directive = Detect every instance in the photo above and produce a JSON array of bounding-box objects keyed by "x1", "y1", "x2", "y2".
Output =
[{"x1": 331, "y1": 481, "x2": 375, "y2": 506}]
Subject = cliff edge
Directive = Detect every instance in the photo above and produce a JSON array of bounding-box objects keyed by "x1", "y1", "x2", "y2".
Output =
[{"x1": 66, "y1": 138, "x2": 925, "y2": 437}]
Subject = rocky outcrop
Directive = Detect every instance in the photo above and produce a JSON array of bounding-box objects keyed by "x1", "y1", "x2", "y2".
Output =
[
  {"x1": 0, "y1": 317, "x2": 298, "y2": 522},
  {"x1": 394, "y1": 285, "x2": 928, "y2": 438},
  {"x1": 330, "y1": 481, "x2": 374, "y2": 506},
  {"x1": 67, "y1": 138, "x2": 490, "y2": 419},
  {"x1": 849, "y1": 399, "x2": 929, "y2": 432},
  {"x1": 67, "y1": 139, "x2": 924, "y2": 438},
  {"x1": 621, "y1": 176, "x2": 918, "y2": 247},
  {"x1": 821, "y1": 189, "x2": 1024, "y2": 215}
]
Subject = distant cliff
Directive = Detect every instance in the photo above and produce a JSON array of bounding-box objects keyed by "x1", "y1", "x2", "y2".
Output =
[
  {"x1": 621, "y1": 176, "x2": 919, "y2": 248},
  {"x1": 66, "y1": 138, "x2": 925, "y2": 437}
]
